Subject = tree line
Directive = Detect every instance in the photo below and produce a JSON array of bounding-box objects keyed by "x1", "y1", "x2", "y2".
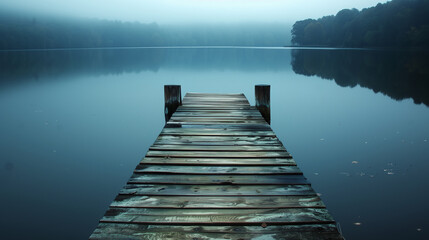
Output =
[
  {"x1": 0, "y1": 10, "x2": 289, "y2": 50},
  {"x1": 0, "y1": 11, "x2": 164, "y2": 49},
  {"x1": 291, "y1": 0, "x2": 429, "y2": 47}
]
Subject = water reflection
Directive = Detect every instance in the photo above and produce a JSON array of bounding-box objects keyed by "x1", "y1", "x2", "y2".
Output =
[
  {"x1": 0, "y1": 47, "x2": 428, "y2": 240},
  {"x1": 291, "y1": 49, "x2": 429, "y2": 107},
  {"x1": 0, "y1": 48, "x2": 290, "y2": 89},
  {"x1": 0, "y1": 49, "x2": 163, "y2": 87},
  {"x1": 3, "y1": 48, "x2": 428, "y2": 108}
]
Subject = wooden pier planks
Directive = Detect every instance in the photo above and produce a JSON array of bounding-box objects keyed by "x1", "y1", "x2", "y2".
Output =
[{"x1": 90, "y1": 92, "x2": 343, "y2": 240}]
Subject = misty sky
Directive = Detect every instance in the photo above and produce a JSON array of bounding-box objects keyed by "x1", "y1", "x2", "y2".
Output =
[{"x1": 1, "y1": 0, "x2": 388, "y2": 24}]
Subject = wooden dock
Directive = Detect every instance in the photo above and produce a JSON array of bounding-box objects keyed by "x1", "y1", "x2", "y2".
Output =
[{"x1": 90, "y1": 86, "x2": 343, "y2": 239}]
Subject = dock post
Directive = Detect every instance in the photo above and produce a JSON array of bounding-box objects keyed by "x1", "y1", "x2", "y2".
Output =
[
  {"x1": 255, "y1": 84, "x2": 270, "y2": 124},
  {"x1": 164, "y1": 85, "x2": 182, "y2": 123}
]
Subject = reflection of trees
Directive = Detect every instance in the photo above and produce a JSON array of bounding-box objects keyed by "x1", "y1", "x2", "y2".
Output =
[
  {"x1": 0, "y1": 49, "x2": 164, "y2": 87},
  {"x1": 291, "y1": 49, "x2": 429, "y2": 107},
  {"x1": 0, "y1": 48, "x2": 291, "y2": 88}
]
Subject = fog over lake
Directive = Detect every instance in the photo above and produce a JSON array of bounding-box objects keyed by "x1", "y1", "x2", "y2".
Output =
[
  {"x1": 1, "y1": 0, "x2": 388, "y2": 23},
  {"x1": 1, "y1": 0, "x2": 428, "y2": 240}
]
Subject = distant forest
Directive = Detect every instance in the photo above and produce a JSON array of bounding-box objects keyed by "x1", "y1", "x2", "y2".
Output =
[
  {"x1": 291, "y1": 0, "x2": 429, "y2": 47},
  {"x1": 0, "y1": 11, "x2": 289, "y2": 50}
]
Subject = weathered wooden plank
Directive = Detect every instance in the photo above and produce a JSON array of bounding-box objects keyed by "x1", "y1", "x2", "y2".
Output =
[
  {"x1": 182, "y1": 103, "x2": 251, "y2": 107},
  {"x1": 90, "y1": 223, "x2": 343, "y2": 240},
  {"x1": 183, "y1": 98, "x2": 248, "y2": 102},
  {"x1": 177, "y1": 105, "x2": 256, "y2": 110},
  {"x1": 146, "y1": 150, "x2": 291, "y2": 158},
  {"x1": 170, "y1": 124, "x2": 272, "y2": 130},
  {"x1": 111, "y1": 195, "x2": 324, "y2": 209},
  {"x1": 186, "y1": 92, "x2": 243, "y2": 94},
  {"x1": 185, "y1": 94, "x2": 246, "y2": 97},
  {"x1": 169, "y1": 119, "x2": 266, "y2": 124},
  {"x1": 91, "y1": 91, "x2": 342, "y2": 240},
  {"x1": 175, "y1": 109, "x2": 259, "y2": 113},
  {"x1": 168, "y1": 120, "x2": 267, "y2": 125},
  {"x1": 185, "y1": 93, "x2": 245, "y2": 97},
  {"x1": 140, "y1": 157, "x2": 297, "y2": 166},
  {"x1": 119, "y1": 184, "x2": 316, "y2": 196},
  {"x1": 180, "y1": 104, "x2": 257, "y2": 108},
  {"x1": 155, "y1": 138, "x2": 281, "y2": 146},
  {"x1": 184, "y1": 94, "x2": 247, "y2": 98},
  {"x1": 181, "y1": 106, "x2": 253, "y2": 109},
  {"x1": 175, "y1": 108, "x2": 259, "y2": 113},
  {"x1": 185, "y1": 94, "x2": 245, "y2": 97},
  {"x1": 157, "y1": 135, "x2": 275, "y2": 141},
  {"x1": 180, "y1": 105, "x2": 254, "y2": 108},
  {"x1": 161, "y1": 128, "x2": 276, "y2": 136},
  {"x1": 171, "y1": 116, "x2": 265, "y2": 121},
  {"x1": 154, "y1": 135, "x2": 282, "y2": 146},
  {"x1": 153, "y1": 141, "x2": 281, "y2": 146},
  {"x1": 183, "y1": 98, "x2": 249, "y2": 102},
  {"x1": 182, "y1": 103, "x2": 250, "y2": 106},
  {"x1": 182, "y1": 100, "x2": 249, "y2": 103},
  {"x1": 135, "y1": 165, "x2": 301, "y2": 175},
  {"x1": 100, "y1": 208, "x2": 335, "y2": 225},
  {"x1": 168, "y1": 123, "x2": 269, "y2": 127},
  {"x1": 173, "y1": 113, "x2": 262, "y2": 118},
  {"x1": 164, "y1": 124, "x2": 272, "y2": 130},
  {"x1": 184, "y1": 95, "x2": 247, "y2": 98},
  {"x1": 183, "y1": 101, "x2": 250, "y2": 105},
  {"x1": 128, "y1": 174, "x2": 308, "y2": 185},
  {"x1": 149, "y1": 145, "x2": 286, "y2": 152}
]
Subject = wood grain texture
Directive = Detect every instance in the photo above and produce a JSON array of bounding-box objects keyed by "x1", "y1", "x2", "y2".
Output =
[
  {"x1": 175, "y1": 109, "x2": 260, "y2": 113},
  {"x1": 128, "y1": 173, "x2": 308, "y2": 185},
  {"x1": 166, "y1": 124, "x2": 272, "y2": 130},
  {"x1": 177, "y1": 106, "x2": 256, "y2": 110},
  {"x1": 154, "y1": 135, "x2": 282, "y2": 146},
  {"x1": 140, "y1": 157, "x2": 297, "y2": 166},
  {"x1": 134, "y1": 165, "x2": 302, "y2": 175},
  {"x1": 90, "y1": 223, "x2": 343, "y2": 240},
  {"x1": 173, "y1": 111, "x2": 262, "y2": 116},
  {"x1": 90, "y1": 91, "x2": 342, "y2": 239},
  {"x1": 100, "y1": 208, "x2": 335, "y2": 225},
  {"x1": 146, "y1": 150, "x2": 292, "y2": 158},
  {"x1": 111, "y1": 195, "x2": 324, "y2": 209},
  {"x1": 170, "y1": 116, "x2": 266, "y2": 121},
  {"x1": 149, "y1": 144, "x2": 287, "y2": 152},
  {"x1": 161, "y1": 128, "x2": 276, "y2": 136},
  {"x1": 119, "y1": 184, "x2": 317, "y2": 196},
  {"x1": 168, "y1": 120, "x2": 268, "y2": 125}
]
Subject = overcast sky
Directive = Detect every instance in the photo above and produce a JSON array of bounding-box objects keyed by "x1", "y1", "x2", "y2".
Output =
[{"x1": 1, "y1": 0, "x2": 389, "y2": 24}]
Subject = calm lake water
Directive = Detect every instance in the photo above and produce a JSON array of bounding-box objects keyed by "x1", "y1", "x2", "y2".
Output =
[{"x1": 0, "y1": 47, "x2": 428, "y2": 240}]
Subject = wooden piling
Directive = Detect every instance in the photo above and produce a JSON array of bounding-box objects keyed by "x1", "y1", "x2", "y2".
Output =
[
  {"x1": 255, "y1": 84, "x2": 270, "y2": 124},
  {"x1": 164, "y1": 85, "x2": 182, "y2": 122}
]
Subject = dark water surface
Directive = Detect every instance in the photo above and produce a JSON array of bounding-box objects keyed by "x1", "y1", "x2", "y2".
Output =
[{"x1": 0, "y1": 47, "x2": 428, "y2": 240}]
